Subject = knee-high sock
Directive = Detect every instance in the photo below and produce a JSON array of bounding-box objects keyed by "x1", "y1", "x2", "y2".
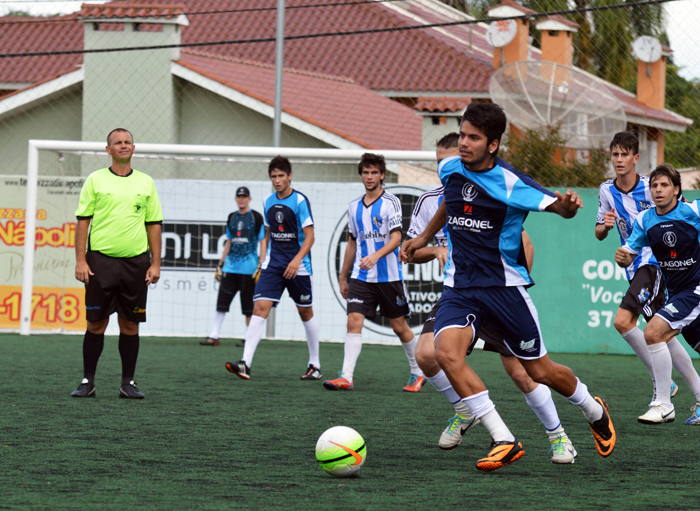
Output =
[
  {"x1": 401, "y1": 335, "x2": 423, "y2": 376},
  {"x1": 303, "y1": 317, "x2": 320, "y2": 368},
  {"x1": 241, "y1": 315, "x2": 266, "y2": 367},
  {"x1": 648, "y1": 342, "x2": 673, "y2": 407},
  {"x1": 667, "y1": 338, "x2": 700, "y2": 402},
  {"x1": 341, "y1": 333, "x2": 362, "y2": 382},
  {"x1": 523, "y1": 384, "x2": 561, "y2": 431},
  {"x1": 462, "y1": 390, "x2": 514, "y2": 442},
  {"x1": 118, "y1": 333, "x2": 140, "y2": 385},
  {"x1": 209, "y1": 311, "x2": 226, "y2": 339},
  {"x1": 425, "y1": 370, "x2": 472, "y2": 416},
  {"x1": 83, "y1": 331, "x2": 104, "y2": 384},
  {"x1": 566, "y1": 378, "x2": 604, "y2": 422},
  {"x1": 622, "y1": 327, "x2": 655, "y2": 382}
]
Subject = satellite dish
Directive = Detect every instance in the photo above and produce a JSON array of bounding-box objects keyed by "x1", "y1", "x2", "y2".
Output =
[
  {"x1": 486, "y1": 20, "x2": 517, "y2": 48},
  {"x1": 489, "y1": 61, "x2": 627, "y2": 149},
  {"x1": 632, "y1": 36, "x2": 663, "y2": 63}
]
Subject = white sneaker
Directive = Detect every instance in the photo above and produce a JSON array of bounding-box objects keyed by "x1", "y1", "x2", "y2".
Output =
[
  {"x1": 549, "y1": 435, "x2": 577, "y2": 464},
  {"x1": 638, "y1": 401, "x2": 675, "y2": 424},
  {"x1": 438, "y1": 414, "x2": 480, "y2": 450}
]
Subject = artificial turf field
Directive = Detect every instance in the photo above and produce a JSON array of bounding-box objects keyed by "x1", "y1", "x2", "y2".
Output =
[{"x1": 1, "y1": 334, "x2": 700, "y2": 511}]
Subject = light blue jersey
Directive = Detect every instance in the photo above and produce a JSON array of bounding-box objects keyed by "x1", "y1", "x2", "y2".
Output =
[
  {"x1": 261, "y1": 190, "x2": 314, "y2": 276},
  {"x1": 597, "y1": 175, "x2": 657, "y2": 280}
]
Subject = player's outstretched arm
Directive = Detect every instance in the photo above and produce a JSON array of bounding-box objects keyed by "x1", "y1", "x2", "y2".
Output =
[
  {"x1": 615, "y1": 247, "x2": 635, "y2": 268},
  {"x1": 411, "y1": 246, "x2": 448, "y2": 268},
  {"x1": 145, "y1": 223, "x2": 161, "y2": 285},
  {"x1": 284, "y1": 225, "x2": 314, "y2": 279},
  {"x1": 595, "y1": 208, "x2": 618, "y2": 241},
  {"x1": 75, "y1": 219, "x2": 94, "y2": 284},
  {"x1": 546, "y1": 189, "x2": 583, "y2": 218},
  {"x1": 400, "y1": 201, "x2": 447, "y2": 263}
]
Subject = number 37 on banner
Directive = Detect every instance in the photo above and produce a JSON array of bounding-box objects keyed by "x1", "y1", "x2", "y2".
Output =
[{"x1": 0, "y1": 286, "x2": 86, "y2": 331}]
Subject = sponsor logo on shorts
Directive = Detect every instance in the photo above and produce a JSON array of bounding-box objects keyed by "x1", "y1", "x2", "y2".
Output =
[
  {"x1": 659, "y1": 258, "x2": 695, "y2": 269},
  {"x1": 85, "y1": 306, "x2": 101, "y2": 310},
  {"x1": 519, "y1": 339, "x2": 536, "y2": 352},
  {"x1": 462, "y1": 183, "x2": 478, "y2": 202},
  {"x1": 638, "y1": 288, "x2": 650, "y2": 303},
  {"x1": 663, "y1": 303, "x2": 679, "y2": 315},
  {"x1": 299, "y1": 294, "x2": 311, "y2": 302},
  {"x1": 663, "y1": 231, "x2": 677, "y2": 248},
  {"x1": 347, "y1": 298, "x2": 364, "y2": 304},
  {"x1": 396, "y1": 295, "x2": 406, "y2": 306},
  {"x1": 133, "y1": 307, "x2": 146, "y2": 313}
]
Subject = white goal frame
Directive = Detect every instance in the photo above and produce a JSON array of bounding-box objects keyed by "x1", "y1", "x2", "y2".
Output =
[{"x1": 22, "y1": 139, "x2": 435, "y2": 335}]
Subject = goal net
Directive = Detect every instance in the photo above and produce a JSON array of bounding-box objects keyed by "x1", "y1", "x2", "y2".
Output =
[{"x1": 6, "y1": 140, "x2": 444, "y2": 344}]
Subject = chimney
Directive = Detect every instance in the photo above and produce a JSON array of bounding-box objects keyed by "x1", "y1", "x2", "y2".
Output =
[
  {"x1": 534, "y1": 16, "x2": 579, "y2": 67},
  {"x1": 636, "y1": 46, "x2": 672, "y2": 111},
  {"x1": 79, "y1": 2, "x2": 189, "y2": 171},
  {"x1": 487, "y1": 0, "x2": 536, "y2": 69}
]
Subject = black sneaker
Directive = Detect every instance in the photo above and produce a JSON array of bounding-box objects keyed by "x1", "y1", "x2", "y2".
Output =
[
  {"x1": 235, "y1": 339, "x2": 245, "y2": 347},
  {"x1": 119, "y1": 381, "x2": 145, "y2": 399},
  {"x1": 225, "y1": 360, "x2": 250, "y2": 380},
  {"x1": 71, "y1": 379, "x2": 96, "y2": 398},
  {"x1": 301, "y1": 364, "x2": 322, "y2": 380},
  {"x1": 200, "y1": 337, "x2": 220, "y2": 346}
]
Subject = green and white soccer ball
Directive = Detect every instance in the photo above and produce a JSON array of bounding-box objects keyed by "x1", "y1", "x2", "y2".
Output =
[{"x1": 316, "y1": 426, "x2": 367, "y2": 478}]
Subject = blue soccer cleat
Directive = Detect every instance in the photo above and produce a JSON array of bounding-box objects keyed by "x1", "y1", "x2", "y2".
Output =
[{"x1": 685, "y1": 403, "x2": 700, "y2": 425}]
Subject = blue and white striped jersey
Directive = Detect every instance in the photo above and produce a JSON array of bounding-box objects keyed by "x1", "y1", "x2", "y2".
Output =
[
  {"x1": 438, "y1": 156, "x2": 556, "y2": 289},
  {"x1": 597, "y1": 175, "x2": 657, "y2": 280},
  {"x1": 261, "y1": 189, "x2": 314, "y2": 276},
  {"x1": 624, "y1": 201, "x2": 700, "y2": 296},
  {"x1": 348, "y1": 191, "x2": 403, "y2": 282},
  {"x1": 407, "y1": 186, "x2": 448, "y2": 247}
]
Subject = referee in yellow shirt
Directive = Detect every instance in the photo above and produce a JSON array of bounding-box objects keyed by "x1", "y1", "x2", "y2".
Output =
[{"x1": 71, "y1": 128, "x2": 163, "y2": 399}]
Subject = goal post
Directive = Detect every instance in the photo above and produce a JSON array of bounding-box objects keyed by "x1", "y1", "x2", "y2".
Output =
[{"x1": 20, "y1": 140, "x2": 439, "y2": 339}]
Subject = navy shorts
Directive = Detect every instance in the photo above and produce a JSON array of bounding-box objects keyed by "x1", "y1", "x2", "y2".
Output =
[
  {"x1": 346, "y1": 279, "x2": 410, "y2": 320},
  {"x1": 253, "y1": 269, "x2": 313, "y2": 307},
  {"x1": 434, "y1": 286, "x2": 547, "y2": 360},
  {"x1": 656, "y1": 288, "x2": 700, "y2": 350}
]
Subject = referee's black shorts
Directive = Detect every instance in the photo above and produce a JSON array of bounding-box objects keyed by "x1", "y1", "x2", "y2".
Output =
[
  {"x1": 217, "y1": 273, "x2": 255, "y2": 316},
  {"x1": 84, "y1": 251, "x2": 151, "y2": 323}
]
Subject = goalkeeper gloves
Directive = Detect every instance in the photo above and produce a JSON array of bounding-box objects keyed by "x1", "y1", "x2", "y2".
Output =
[
  {"x1": 215, "y1": 262, "x2": 223, "y2": 282},
  {"x1": 253, "y1": 262, "x2": 262, "y2": 283}
]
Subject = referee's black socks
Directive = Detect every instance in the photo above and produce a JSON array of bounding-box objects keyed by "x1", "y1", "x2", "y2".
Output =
[
  {"x1": 83, "y1": 331, "x2": 105, "y2": 385},
  {"x1": 118, "y1": 333, "x2": 140, "y2": 386}
]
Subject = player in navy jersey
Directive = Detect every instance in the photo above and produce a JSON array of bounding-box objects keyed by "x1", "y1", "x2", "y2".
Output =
[
  {"x1": 225, "y1": 156, "x2": 321, "y2": 380},
  {"x1": 412, "y1": 133, "x2": 577, "y2": 463},
  {"x1": 597, "y1": 133, "x2": 700, "y2": 413},
  {"x1": 616, "y1": 165, "x2": 700, "y2": 425},
  {"x1": 323, "y1": 153, "x2": 424, "y2": 392},
  {"x1": 402, "y1": 103, "x2": 615, "y2": 471},
  {"x1": 201, "y1": 186, "x2": 266, "y2": 347}
]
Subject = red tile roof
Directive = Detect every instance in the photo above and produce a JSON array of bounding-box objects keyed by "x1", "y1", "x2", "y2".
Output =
[
  {"x1": 415, "y1": 96, "x2": 471, "y2": 113},
  {"x1": 79, "y1": 3, "x2": 185, "y2": 19},
  {"x1": 178, "y1": 50, "x2": 422, "y2": 149}
]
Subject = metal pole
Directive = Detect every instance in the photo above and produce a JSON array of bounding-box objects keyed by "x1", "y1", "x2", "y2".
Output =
[
  {"x1": 20, "y1": 141, "x2": 39, "y2": 335},
  {"x1": 268, "y1": 0, "x2": 285, "y2": 339}
]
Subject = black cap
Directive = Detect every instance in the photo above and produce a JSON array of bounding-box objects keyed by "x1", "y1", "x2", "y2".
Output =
[{"x1": 236, "y1": 186, "x2": 250, "y2": 197}]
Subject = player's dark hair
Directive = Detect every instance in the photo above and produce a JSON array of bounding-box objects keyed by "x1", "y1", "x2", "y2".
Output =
[
  {"x1": 461, "y1": 103, "x2": 507, "y2": 155},
  {"x1": 436, "y1": 132, "x2": 459, "y2": 149},
  {"x1": 107, "y1": 128, "x2": 133, "y2": 146},
  {"x1": 268, "y1": 155, "x2": 292, "y2": 176},
  {"x1": 649, "y1": 164, "x2": 682, "y2": 199},
  {"x1": 358, "y1": 153, "x2": 386, "y2": 184},
  {"x1": 609, "y1": 132, "x2": 639, "y2": 155}
]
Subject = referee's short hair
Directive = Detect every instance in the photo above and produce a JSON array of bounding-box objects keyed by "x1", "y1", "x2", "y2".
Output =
[
  {"x1": 269, "y1": 155, "x2": 291, "y2": 176},
  {"x1": 107, "y1": 128, "x2": 134, "y2": 146}
]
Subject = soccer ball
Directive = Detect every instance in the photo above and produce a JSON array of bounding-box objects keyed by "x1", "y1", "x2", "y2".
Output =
[{"x1": 315, "y1": 426, "x2": 367, "y2": 478}]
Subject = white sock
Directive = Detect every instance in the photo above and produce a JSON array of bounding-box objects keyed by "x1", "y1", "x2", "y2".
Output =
[
  {"x1": 425, "y1": 370, "x2": 472, "y2": 417},
  {"x1": 241, "y1": 315, "x2": 266, "y2": 367},
  {"x1": 668, "y1": 337, "x2": 700, "y2": 402},
  {"x1": 566, "y1": 378, "x2": 604, "y2": 423},
  {"x1": 303, "y1": 317, "x2": 321, "y2": 368},
  {"x1": 648, "y1": 342, "x2": 673, "y2": 407},
  {"x1": 209, "y1": 311, "x2": 226, "y2": 339},
  {"x1": 546, "y1": 424, "x2": 567, "y2": 441},
  {"x1": 462, "y1": 390, "x2": 514, "y2": 442},
  {"x1": 400, "y1": 336, "x2": 423, "y2": 376},
  {"x1": 523, "y1": 384, "x2": 561, "y2": 431},
  {"x1": 341, "y1": 333, "x2": 362, "y2": 382},
  {"x1": 622, "y1": 327, "x2": 655, "y2": 383}
]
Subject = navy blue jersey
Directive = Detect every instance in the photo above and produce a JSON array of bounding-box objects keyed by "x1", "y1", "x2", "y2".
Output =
[
  {"x1": 624, "y1": 200, "x2": 700, "y2": 297},
  {"x1": 438, "y1": 156, "x2": 556, "y2": 288},
  {"x1": 223, "y1": 209, "x2": 265, "y2": 275},
  {"x1": 261, "y1": 190, "x2": 314, "y2": 276}
]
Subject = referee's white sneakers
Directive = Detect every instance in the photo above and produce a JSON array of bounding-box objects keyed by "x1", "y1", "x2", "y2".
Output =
[{"x1": 638, "y1": 401, "x2": 675, "y2": 424}]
